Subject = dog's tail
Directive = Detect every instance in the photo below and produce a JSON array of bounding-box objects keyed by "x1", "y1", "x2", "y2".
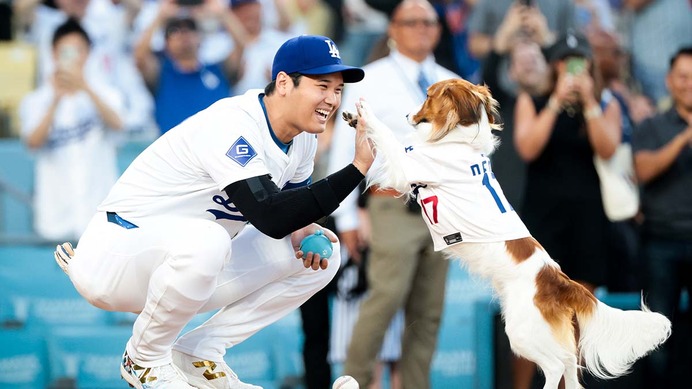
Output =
[{"x1": 576, "y1": 293, "x2": 671, "y2": 379}]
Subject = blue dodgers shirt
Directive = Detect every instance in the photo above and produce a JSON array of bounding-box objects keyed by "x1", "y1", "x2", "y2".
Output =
[{"x1": 154, "y1": 54, "x2": 232, "y2": 134}]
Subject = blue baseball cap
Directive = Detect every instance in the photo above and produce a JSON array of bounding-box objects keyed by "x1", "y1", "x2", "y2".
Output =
[{"x1": 271, "y1": 35, "x2": 365, "y2": 83}]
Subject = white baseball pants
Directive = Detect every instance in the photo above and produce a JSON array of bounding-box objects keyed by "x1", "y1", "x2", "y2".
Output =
[{"x1": 67, "y1": 212, "x2": 339, "y2": 367}]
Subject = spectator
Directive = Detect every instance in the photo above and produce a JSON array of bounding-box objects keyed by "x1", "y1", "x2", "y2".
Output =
[
  {"x1": 328, "y1": 1, "x2": 457, "y2": 387},
  {"x1": 336, "y1": 0, "x2": 388, "y2": 67},
  {"x1": 472, "y1": 3, "x2": 564, "y2": 214},
  {"x1": 19, "y1": 18, "x2": 124, "y2": 241},
  {"x1": 624, "y1": 0, "x2": 692, "y2": 107},
  {"x1": 134, "y1": 0, "x2": 247, "y2": 134},
  {"x1": 481, "y1": 30, "x2": 551, "y2": 213},
  {"x1": 350, "y1": 0, "x2": 472, "y2": 78},
  {"x1": 632, "y1": 46, "x2": 692, "y2": 389},
  {"x1": 230, "y1": 0, "x2": 293, "y2": 95},
  {"x1": 467, "y1": 0, "x2": 574, "y2": 61},
  {"x1": 14, "y1": 0, "x2": 155, "y2": 135},
  {"x1": 589, "y1": 28, "x2": 650, "y2": 292},
  {"x1": 589, "y1": 28, "x2": 654, "y2": 125},
  {"x1": 513, "y1": 31, "x2": 621, "y2": 389}
]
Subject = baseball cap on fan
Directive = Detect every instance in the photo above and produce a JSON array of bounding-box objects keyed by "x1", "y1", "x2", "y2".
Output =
[
  {"x1": 546, "y1": 31, "x2": 592, "y2": 62},
  {"x1": 271, "y1": 35, "x2": 365, "y2": 83}
]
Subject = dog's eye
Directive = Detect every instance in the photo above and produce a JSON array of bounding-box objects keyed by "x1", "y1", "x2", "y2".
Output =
[{"x1": 418, "y1": 118, "x2": 429, "y2": 123}]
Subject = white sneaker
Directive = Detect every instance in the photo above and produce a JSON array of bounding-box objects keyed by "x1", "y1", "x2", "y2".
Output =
[
  {"x1": 54, "y1": 242, "x2": 75, "y2": 274},
  {"x1": 120, "y1": 350, "x2": 195, "y2": 389},
  {"x1": 172, "y1": 349, "x2": 263, "y2": 389}
]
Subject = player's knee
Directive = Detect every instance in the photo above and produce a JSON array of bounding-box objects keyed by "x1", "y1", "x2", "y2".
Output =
[{"x1": 175, "y1": 222, "x2": 231, "y2": 276}]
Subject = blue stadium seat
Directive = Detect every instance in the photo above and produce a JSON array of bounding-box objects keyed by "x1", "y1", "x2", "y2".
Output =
[
  {"x1": 0, "y1": 245, "x2": 110, "y2": 328},
  {"x1": 271, "y1": 310, "x2": 304, "y2": 387},
  {"x1": 46, "y1": 325, "x2": 131, "y2": 388},
  {"x1": 0, "y1": 139, "x2": 35, "y2": 238},
  {"x1": 433, "y1": 264, "x2": 493, "y2": 388},
  {"x1": 0, "y1": 328, "x2": 49, "y2": 389},
  {"x1": 0, "y1": 139, "x2": 149, "y2": 241},
  {"x1": 224, "y1": 325, "x2": 278, "y2": 389}
]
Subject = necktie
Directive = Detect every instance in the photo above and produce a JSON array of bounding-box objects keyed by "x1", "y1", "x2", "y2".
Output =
[{"x1": 417, "y1": 69, "x2": 431, "y2": 98}]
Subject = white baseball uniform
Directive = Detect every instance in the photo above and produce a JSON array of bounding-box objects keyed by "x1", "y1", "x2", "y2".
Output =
[
  {"x1": 67, "y1": 89, "x2": 340, "y2": 366},
  {"x1": 398, "y1": 130, "x2": 531, "y2": 251}
]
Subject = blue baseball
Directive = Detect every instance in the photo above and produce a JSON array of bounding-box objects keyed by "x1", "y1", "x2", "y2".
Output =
[{"x1": 300, "y1": 230, "x2": 333, "y2": 259}]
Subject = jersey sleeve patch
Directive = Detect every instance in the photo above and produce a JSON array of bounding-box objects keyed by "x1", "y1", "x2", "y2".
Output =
[{"x1": 226, "y1": 136, "x2": 257, "y2": 167}]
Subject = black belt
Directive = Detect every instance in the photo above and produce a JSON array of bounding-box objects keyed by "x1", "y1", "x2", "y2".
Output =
[{"x1": 106, "y1": 212, "x2": 138, "y2": 229}]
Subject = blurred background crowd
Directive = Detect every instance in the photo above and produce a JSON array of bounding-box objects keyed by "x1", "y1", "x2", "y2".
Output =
[{"x1": 0, "y1": 0, "x2": 691, "y2": 388}]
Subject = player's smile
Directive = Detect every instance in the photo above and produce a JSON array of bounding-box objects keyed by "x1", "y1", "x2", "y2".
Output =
[{"x1": 315, "y1": 108, "x2": 331, "y2": 123}]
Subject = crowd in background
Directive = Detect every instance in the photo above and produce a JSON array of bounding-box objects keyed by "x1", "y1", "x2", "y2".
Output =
[{"x1": 1, "y1": 0, "x2": 691, "y2": 388}]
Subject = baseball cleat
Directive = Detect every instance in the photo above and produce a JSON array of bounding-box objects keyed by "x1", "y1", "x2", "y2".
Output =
[
  {"x1": 53, "y1": 242, "x2": 75, "y2": 274},
  {"x1": 172, "y1": 349, "x2": 262, "y2": 389},
  {"x1": 120, "y1": 350, "x2": 195, "y2": 389}
]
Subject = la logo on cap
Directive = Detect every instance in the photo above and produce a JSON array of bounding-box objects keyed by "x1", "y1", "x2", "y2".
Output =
[{"x1": 325, "y1": 39, "x2": 341, "y2": 59}]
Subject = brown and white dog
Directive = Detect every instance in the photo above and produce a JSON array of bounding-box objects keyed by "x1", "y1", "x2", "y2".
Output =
[{"x1": 343, "y1": 78, "x2": 671, "y2": 389}]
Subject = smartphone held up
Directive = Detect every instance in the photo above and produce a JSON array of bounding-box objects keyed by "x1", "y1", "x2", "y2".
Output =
[{"x1": 566, "y1": 57, "x2": 587, "y2": 75}]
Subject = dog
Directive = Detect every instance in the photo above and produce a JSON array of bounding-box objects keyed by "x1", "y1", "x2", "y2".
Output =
[{"x1": 343, "y1": 78, "x2": 671, "y2": 389}]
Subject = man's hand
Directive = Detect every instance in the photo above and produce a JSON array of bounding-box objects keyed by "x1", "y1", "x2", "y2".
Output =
[
  {"x1": 291, "y1": 223, "x2": 337, "y2": 270},
  {"x1": 522, "y1": 7, "x2": 553, "y2": 46},
  {"x1": 157, "y1": 0, "x2": 180, "y2": 21},
  {"x1": 351, "y1": 98, "x2": 376, "y2": 175}
]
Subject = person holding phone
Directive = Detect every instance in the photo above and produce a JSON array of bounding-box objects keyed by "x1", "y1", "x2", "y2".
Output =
[
  {"x1": 467, "y1": 0, "x2": 575, "y2": 61},
  {"x1": 19, "y1": 18, "x2": 125, "y2": 241},
  {"x1": 512, "y1": 31, "x2": 622, "y2": 388}
]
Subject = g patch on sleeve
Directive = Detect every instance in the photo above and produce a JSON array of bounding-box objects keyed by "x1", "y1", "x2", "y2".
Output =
[{"x1": 226, "y1": 136, "x2": 257, "y2": 167}]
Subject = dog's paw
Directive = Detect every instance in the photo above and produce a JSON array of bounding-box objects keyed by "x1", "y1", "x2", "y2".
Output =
[
  {"x1": 342, "y1": 111, "x2": 358, "y2": 128},
  {"x1": 355, "y1": 99, "x2": 384, "y2": 134},
  {"x1": 356, "y1": 99, "x2": 373, "y2": 122}
]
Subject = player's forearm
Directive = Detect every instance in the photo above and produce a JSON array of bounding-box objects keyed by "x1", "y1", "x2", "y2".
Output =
[{"x1": 225, "y1": 164, "x2": 364, "y2": 239}]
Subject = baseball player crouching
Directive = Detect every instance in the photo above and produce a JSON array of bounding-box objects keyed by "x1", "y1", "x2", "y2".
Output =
[{"x1": 53, "y1": 35, "x2": 373, "y2": 389}]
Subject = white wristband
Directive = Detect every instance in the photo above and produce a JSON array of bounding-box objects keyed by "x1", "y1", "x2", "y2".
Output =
[{"x1": 584, "y1": 105, "x2": 603, "y2": 120}]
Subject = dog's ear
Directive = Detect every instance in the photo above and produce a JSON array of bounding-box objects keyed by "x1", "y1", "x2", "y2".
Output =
[
  {"x1": 475, "y1": 84, "x2": 502, "y2": 131},
  {"x1": 444, "y1": 82, "x2": 477, "y2": 127}
]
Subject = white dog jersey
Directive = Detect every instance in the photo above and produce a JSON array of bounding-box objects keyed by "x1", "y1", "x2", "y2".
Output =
[
  {"x1": 98, "y1": 89, "x2": 317, "y2": 238},
  {"x1": 400, "y1": 132, "x2": 530, "y2": 251}
]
